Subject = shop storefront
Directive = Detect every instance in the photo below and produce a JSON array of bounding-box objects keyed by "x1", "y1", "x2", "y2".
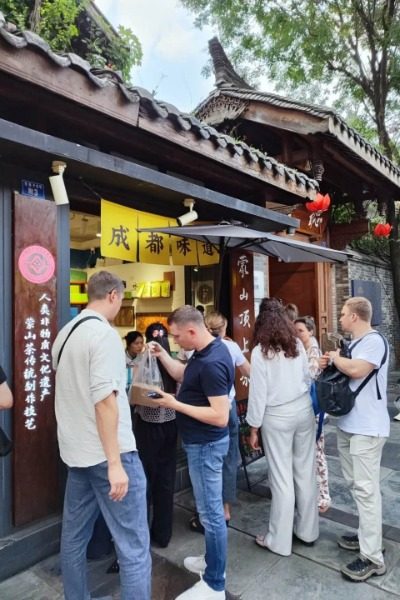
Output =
[{"x1": 0, "y1": 17, "x2": 321, "y2": 579}]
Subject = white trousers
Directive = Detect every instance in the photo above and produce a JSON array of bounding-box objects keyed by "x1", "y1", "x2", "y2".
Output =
[
  {"x1": 337, "y1": 428, "x2": 387, "y2": 565},
  {"x1": 260, "y1": 393, "x2": 319, "y2": 556}
]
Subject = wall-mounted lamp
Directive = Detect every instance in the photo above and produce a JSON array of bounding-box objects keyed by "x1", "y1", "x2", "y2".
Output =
[
  {"x1": 177, "y1": 198, "x2": 198, "y2": 226},
  {"x1": 49, "y1": 160, "x2": 69, "y2": 205}
]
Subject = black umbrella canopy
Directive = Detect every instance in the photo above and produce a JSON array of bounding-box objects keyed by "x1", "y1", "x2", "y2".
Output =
[{"x1": 138, "y1": 223, "x2": 349, "y2": 264}]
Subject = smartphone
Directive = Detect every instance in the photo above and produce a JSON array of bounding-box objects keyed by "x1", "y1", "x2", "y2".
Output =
[{"x1": 147, "y1": 391, "x2": 163, "y2": 399}]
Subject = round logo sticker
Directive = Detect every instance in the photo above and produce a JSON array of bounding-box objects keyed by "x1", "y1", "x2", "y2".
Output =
[{"x1": 18, "y1": 245, "x2": 55, "y2": 284}]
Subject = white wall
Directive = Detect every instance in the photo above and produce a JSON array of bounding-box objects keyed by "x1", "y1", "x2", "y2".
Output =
[{"x1": 85, "y1": 261, "x2": 185, "y2": 349}]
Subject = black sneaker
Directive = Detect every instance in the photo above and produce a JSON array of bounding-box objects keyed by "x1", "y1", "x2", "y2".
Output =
[
  {"x1": 341, "y1": 556, "x2": 386, "y2": 582},
  {"x1": 337, "y1": 534, "x2": 360, "y2": 551},
  {"x1": 337, "y1": 534, "x2": 386, "y2": 553}
]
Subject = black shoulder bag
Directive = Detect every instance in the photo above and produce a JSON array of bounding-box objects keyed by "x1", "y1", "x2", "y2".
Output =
[
  {"x1": 57, "y1": 316, "x2": 101, "y2": 365},
  {"x1": 315, "y1": 332, "x2": 388, "y2": 417}
]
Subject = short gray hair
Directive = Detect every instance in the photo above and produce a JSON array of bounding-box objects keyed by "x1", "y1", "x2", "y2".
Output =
[
  {"x1": 87, "y1": 271, "x2": 125, "y2": 301},
  {"x1": 168, "y1": 305, "x2": 204, "y2": 327}
]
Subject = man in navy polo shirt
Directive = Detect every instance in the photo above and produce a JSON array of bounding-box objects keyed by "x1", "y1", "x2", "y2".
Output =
[{"x1": 151, "y1": 305, "x2": 233, "y2": 600}]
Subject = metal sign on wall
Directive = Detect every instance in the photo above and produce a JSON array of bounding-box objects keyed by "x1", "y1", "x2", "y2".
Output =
[
  {"x1": 230, "y1": 250, "x2": 254, "y2": 401},
  {"x1": 351, "y1": 279, "x2": 382, "y2": 326},
  {"x1": 13, "y1": 193, "x2": 60, "y2": 526}
]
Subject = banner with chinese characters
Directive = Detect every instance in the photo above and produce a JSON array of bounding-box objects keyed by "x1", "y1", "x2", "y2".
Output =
[
  {"x1": 101, "y1": 199, "x2": 138, "y2": 262},
  {"x1": 138, "y1": 212, "x2": 171, "y2": 265},
  {"x1": 197, "y1": 239, "x2": 219, "y2": 265},
  {"x1": 13, "y1": 193, "x2": 60, "y2": 526},
  {"x1": 100, "y1": 199, "x2": 220, "y2": 265},
  {"x1": 170, "y1": 233, "x2": 198, "y2": 266},
  {"x1": 230, "y1": 250, "x2": 255, "y2": 401}
]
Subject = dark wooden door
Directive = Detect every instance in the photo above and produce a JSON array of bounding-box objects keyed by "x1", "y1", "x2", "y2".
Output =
[
  {"x1": 268, "y1": 257, "x2": 332, "y2": 343},
  {"x1": 269, "y1": 258, "x2": 317, "y2": 319}
]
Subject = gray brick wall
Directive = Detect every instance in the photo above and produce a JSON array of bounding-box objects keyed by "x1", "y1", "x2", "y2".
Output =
[{"x1": 334, "y1": 252, "x2": 400, "y2": 367}]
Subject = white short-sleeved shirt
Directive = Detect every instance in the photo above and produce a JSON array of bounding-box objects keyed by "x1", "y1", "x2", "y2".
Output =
[
  {"x1": 338, "y1": 331, "x2": 389, "y2": 437},
  {"x1": 52, "y1": 309, "x2": 136, "y2": 467},
  {"x1": 222, "y1": 339, "x2": 246, "y2": 402}
]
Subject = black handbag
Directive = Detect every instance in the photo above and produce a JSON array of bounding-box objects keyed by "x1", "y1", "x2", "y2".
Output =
[
  {"x1": 315, "y1": 332, "x2": 388, "y2": 417},
  {"x1": 0, "y1": 426, "x2": 12, "y2": 457}
]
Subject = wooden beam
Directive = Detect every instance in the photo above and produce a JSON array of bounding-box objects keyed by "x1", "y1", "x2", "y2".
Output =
[
  {"x1": 139, "y1": 116, "x2": 313, "y2": 200},
  {"x1": 0, "y1": 117, "x2": 299, "y2": 232},
  {"x1": 0, "y1": 40, "x2": 140, "y2": 127},
  {"x1": 244, "y1": 102, "x2": 328, "y2": 135},
  {"x1": 323, "y1": 143, "x2": 395, "y2": 195}
]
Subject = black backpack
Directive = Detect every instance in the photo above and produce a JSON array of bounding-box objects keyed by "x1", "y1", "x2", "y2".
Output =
[{"x1": 315, "y1": 332, "x2": 388, "y2": 417}]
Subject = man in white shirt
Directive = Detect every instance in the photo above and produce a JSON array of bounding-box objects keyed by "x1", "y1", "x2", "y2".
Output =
[
  {"x1": 321, "y1": 296, "x2": 389, "y2": 582},
  {"x1": 52, "y1": 271, "x2": 151, "y2": 600}
]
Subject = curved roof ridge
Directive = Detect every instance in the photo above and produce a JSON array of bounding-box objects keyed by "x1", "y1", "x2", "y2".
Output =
[
  {"x1": 198, "y1": 85, "x2": 400, "y2": 180},
  {"x1": 208, "y1": 36, "x2": 253, "y2": 90}
]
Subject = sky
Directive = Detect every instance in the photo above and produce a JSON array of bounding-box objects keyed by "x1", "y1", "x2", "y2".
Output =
[{"x1": 95, "y1": 0, "x2": 217, "y2": 113}]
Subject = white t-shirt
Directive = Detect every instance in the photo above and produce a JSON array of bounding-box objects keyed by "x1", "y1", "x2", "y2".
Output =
[
  {"x1": 338, "y1": 331, "x2": 389, "y2": 437},
  {"x1": 246, "y1": 340, "x2": 309, "y2": 428},
  {"x1": 222, "y1": 339, "x2": 246, "y2": 402},
  {"x1": 52, "y1": 309, "x2": 136, "y2": 467}
]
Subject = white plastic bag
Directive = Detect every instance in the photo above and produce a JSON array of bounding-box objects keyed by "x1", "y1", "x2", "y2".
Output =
[{"x1": 130, "y1": 348, "x2": 163, "y2": 407}]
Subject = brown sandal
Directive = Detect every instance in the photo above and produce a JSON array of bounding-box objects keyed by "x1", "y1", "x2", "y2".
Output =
[{"x1": 189, "y1": 513, "x2": 205, "y2": 534}]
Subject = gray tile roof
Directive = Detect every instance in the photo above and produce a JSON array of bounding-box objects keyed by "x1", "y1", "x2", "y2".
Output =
[
  {"x1": 199, "y1": 37, "x2": 400, "y2": 187},
  {"x1": 0, "y1": 12, "x2": 318, "y2": 194}
]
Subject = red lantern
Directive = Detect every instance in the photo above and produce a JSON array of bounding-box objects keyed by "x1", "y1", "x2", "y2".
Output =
[
  {"x1": 305, "y1": 193, "x2": 331, "y2": 213},
  {"x1": 373, "y1": 223, "x2": 392, "y2": 237}
]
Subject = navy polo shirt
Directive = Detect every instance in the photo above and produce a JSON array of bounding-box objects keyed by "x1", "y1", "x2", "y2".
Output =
[{"x1": 177, "y1": 337, "x2": 234, "y2": 444}]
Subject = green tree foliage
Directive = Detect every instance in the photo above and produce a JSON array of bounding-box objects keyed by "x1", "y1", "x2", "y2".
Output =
[
  {"x1": 182, "y1": 0, "x2": 400, "y2": 316},
  {"x1": 0, "y1": 0, "x2": 142, "y2": 81},
  {"x1": 181, "y1": 0, "x2": 400, "y2": 161}
]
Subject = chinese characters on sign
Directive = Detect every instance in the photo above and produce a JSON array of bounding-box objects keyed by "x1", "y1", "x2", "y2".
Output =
[
  {"x1": 101, "y1": 199, "x2": 220, "y2": 265},
  {"x1": 230, "y1": 250, "x2": 255, "y2": 402},
  {"x1": 109, "y1": 225, "x2": 130, "y2": 250},
  {"x1": 13, "y1": 192, "x2": 60, "y2": 527},
  {"x1": 22, "y1": 294, "x2": 53, "y2": 431}
]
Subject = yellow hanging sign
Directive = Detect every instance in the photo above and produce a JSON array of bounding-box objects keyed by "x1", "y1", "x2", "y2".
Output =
[
  {"x1": 138, "y1": 212, "x2": 171, "y2": 264},
  {"x1": 101, "y1": 199, "x2": 138, "y2": 262},
  {"x1": 197, "y1": 240, "x2": 220, "y2": 265},
  {"x1": 170, "y1": 234, "x2": 198, "y2": 265}
]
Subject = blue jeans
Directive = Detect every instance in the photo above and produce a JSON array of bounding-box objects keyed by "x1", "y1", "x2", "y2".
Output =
[
  {"x1": 223, "y1": 403, "x2": 239, "y2": 504},
  {"x1": 183, "y1": 435, "x2": 229, "y2": 592},
  {"x1": 61, "y1": 451, "x2": 151, "y2": 600}
]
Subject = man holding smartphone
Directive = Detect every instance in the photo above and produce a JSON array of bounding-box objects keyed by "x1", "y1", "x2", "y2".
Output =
[{"x1": 150, "y1": 305, "x2": 233, "y2": 600}]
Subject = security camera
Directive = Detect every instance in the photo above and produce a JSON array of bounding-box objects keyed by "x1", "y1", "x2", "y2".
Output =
[
  {"x1": 177, "y1": 198, "x2": 198, "y2": 226},
  {"x1": 49, "y1": 161, "x2": 69, "y2": 205}
]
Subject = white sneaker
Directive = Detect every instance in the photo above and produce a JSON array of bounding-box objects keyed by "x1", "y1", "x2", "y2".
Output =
[
  {"x1": 175, "y1": 577, "x2": 225, "y2": 599},
  {"x1": 394, "y1": 412, "x2": 400, "y2": 421},
  {"x1": 184, "y1": 555, "x2": 207, "y2": 574}
]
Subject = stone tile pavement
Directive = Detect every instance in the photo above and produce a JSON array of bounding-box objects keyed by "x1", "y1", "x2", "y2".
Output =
[{"x1": 1, "y1": 388, "x2": 399, "y2": 599}]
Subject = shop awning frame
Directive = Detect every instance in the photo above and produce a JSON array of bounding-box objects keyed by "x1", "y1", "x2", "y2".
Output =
[{"x1": 138, "y1": 223, "x2": 350, "y2": 264}]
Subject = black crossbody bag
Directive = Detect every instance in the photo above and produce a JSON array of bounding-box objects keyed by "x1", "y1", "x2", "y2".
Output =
[{"x1": 315, "y1": 331, "x2": 388, "y2": 417}]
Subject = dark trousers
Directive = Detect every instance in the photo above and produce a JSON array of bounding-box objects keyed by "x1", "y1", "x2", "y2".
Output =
[{"x1": 134, "y1": 416, "x2": 177, "y2": 546}]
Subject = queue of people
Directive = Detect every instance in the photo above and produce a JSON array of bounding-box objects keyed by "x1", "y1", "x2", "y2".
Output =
[{"x1": 19, "y1": 269, "x2": 387, "y2": 599}]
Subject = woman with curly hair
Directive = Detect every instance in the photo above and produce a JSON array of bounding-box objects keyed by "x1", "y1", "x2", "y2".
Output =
[{"x1": 247, "y1": 298, "x2": 319, "y2": 556}]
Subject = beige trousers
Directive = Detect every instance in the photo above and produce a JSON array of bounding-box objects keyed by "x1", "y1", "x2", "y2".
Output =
[
  {"x1": 260, "y1": 393, "x2": 319, "y2": 556},
  {"x1": 336, "y1": 428, "x2": 387, "y2": 564}
]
